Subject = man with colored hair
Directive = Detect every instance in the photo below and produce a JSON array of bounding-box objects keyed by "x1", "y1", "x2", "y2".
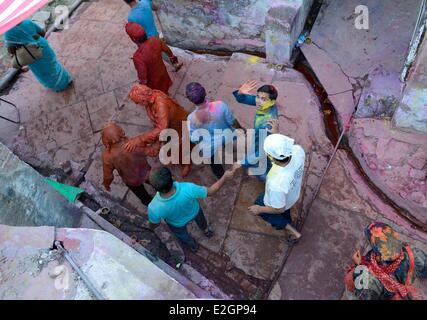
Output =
[
  {"x1": 125, "y1": 23, "x2": 173, "y2": 94},
  {"x1": 124, "y1": 84, "x2": 192, "y2": 178},
  {"x1": 185, "y1": 82, "x2": 244, "y2": 179},
  {"x1": 345, "y1": 222, "x2": 427, "y2": 300},
  {"x1": 147, "y1": 166, "x2": 236, "y2": 252},
  {"x1": 232, "y1": 80, "x2": 279, "y2": 181},
  {"x1": 101, "y1": 122, "x2": 153, "y2": 207},
  {"x1": 123, "y1": 0, "x2": 183, "y2": 71}
]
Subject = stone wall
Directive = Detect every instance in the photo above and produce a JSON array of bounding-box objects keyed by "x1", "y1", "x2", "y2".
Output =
[
  {"x1": 155, "y1": 0, "x2": 313, "y2": 63},
  {"x1": 0, "y1": 143, "x2": 82, "y2": 227},
  {"x1": 393, "y1": 33, "x2": 427, "y2": 134}
]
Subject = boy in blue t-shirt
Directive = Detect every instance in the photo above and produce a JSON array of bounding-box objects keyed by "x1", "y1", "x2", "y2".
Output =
[
  {"x1": 123, "y1": 0, "x2": 183, "y2": 71},
  {"x1": 147, "y1": 166, "x2": 236, "y2": 252}
]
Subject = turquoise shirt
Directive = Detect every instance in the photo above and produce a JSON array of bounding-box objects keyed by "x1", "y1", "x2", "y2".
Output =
[
  {"x1": 148, "y1": 182, "x2": 208, "y2": 227},
  {"x1": 128, "y1": 0, "x2": 159, "y2": 39}
]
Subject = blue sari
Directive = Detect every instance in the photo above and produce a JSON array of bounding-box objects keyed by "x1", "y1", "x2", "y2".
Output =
[{"x1": 4, "y1": 20, "x2": 72, "y2": 92}]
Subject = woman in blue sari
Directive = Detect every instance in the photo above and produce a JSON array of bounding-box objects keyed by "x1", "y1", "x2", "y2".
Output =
[{"x1": 4, "y1": 19, "x2": 72, "y2": 92}]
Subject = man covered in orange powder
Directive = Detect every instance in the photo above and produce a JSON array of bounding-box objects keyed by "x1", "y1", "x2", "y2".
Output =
[
  {"x1": 101, "y1": 122, "x2": 153, "y2": 207},
  {"x1": 124, "y1": 84, "x2": 192, "y2": 178},
  {"x1": 125, "y1": 22, "x2": 175, "y2": 95}
]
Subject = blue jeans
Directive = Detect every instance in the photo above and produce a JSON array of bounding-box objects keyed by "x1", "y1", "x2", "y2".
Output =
[
  {"x1": 167, "y1": 207, "x2": 208, "y2": 249},
  {"x1": 255, "y1": 193, "x2": 292, "y2": 230}
]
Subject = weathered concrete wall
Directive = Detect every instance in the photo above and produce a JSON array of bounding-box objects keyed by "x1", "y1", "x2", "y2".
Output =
[
  {"x1": 394, "y1": 34, "x2": 427, "y2": 134},
  {"x1": 265, "y1": 0, "x2": 313, "y2": 64},
  {"x1": 155, "y1": 0, "x2": 313, "y2": 63},
  {"x1": 0, "y1": 143, "x2": 82, "y2": 227},
  {"x1": 0, "y1": 225, "x2": 196, "y2": 299}
]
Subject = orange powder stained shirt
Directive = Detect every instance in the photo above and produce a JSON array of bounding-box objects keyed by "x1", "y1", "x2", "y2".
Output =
[{"x1": 102, "y1": 141, "x2": 151, "y2": 188}]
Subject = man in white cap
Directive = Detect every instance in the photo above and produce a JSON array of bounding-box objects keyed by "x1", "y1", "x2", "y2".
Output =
[{"x1": 245, "y1": 123, "x2": 305, "y2": 244}]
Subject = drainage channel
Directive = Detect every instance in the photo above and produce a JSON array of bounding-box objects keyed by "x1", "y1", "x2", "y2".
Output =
[
  {"x1": 294, "y1": 52, "x2": 427, "y2": 234},
  {"x1": 289, "y1": 0, "x2": 427, "y2": 233}
]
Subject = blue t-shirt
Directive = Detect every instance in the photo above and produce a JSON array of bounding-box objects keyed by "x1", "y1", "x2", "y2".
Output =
[
  {"x1": 148, "y1": 182, "x2": 208, "y2": 227},
  {"x1": 128, "y1": 0, "x2": 159, "y2": 39},
  {"x1": 187, "y1": 101, "x2": 236, "y2": 158}
]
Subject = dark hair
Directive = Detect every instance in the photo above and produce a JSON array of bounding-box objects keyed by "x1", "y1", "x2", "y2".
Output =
[
  {"x1": 123, "y1": 0, "x2": 135, "y2": 4},
  {"x1": 185, "y1": 82, "x2": 206, "y2": 105},
  {"x1": 257, "y1": 85, "x2": 278, "y2": 100},
  {"x1": 137, "y1": 33, "x2": 147, "y2": 43},
  {"x1": 149, "y1": 167, "x2": 174, "y2": 193}
]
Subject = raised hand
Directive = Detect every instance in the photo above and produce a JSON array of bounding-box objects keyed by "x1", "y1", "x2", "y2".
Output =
[{"x1": 239, "y1": 80, "x2": 258, "y2": 95}]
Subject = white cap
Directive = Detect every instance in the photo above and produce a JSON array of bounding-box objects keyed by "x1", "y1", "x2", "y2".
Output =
[{"x1": 263, "y1": 134, "x2": 295, "y2": 160}]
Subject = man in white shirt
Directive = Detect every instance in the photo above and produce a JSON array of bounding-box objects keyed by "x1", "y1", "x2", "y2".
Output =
[{"x1": 241, "y1": 121, "x2": 304, "y2": 244}]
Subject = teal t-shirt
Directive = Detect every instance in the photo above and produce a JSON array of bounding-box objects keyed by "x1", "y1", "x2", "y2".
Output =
[{"x1": 148, "y1": 182, "x2": 208, "y2": 227}]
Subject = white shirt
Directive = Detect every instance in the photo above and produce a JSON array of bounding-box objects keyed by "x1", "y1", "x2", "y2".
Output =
[{"x1": 264, "y1": 145, "x2": 305, "y2": 210}]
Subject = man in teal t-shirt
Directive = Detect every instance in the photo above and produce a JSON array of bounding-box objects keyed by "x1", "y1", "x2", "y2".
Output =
[{"x1": 147, "y1": 166, "x2": 236, "y2": 252}]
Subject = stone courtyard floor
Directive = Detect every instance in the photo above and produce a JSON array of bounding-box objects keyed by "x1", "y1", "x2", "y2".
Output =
[{"x1": 0, "y1": 0, "x2": 426, "y2": 299}]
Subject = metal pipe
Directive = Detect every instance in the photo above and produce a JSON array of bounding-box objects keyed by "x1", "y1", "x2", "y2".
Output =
[
  {"x1": 54, "y1": 240, "x2": 106, "y2": 300},
  {"x1": 0, "y1": 0, "x2": 87, "y2": 93}
]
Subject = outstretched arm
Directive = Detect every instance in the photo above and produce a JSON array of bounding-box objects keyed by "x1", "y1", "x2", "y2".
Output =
[
  {"x1": 125, "y1": 101, "x2": 170, "y2": 152},
  {"x1": 207, "y1": 169, "x2": 235, "y2": 196}
]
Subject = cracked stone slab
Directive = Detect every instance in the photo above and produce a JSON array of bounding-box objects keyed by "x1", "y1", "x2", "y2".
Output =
[
  {"x1": 222, "y1": 229, "x2": 289, "y2": 281},
  {"x1": 47, "y1": 101, "x2": 93, "y2": 146},
  {"x1": 62, "y1": 57, "x2": 105, "y2": 101},
  {"x1": 301, "y1": 44, "x2": 353, "y2": 95},
  {"x1": 278, "y1": 198, "x2": 372, "y2": 300},
  {"x1": 221, "y1": 53, "x2": 277, "y2": 89},
  {"x1": 309, "y1": 0, "x2": 422, "y2": 78},
  {"x1": 86, "y1": 91, "x2": 120, "y2": 132},
  {"x1": 48, "y1": 19, "x2": 122, "y2": 61},
  {"x1": 79, "y1": 0, "x2": 126, "y2": 22},
  {"x1": 98, "y1": 56, "x2": 137, "y2": 92},
  {"x1": 230, "y1": 176, "x2": 288, "y2": 238},
  {"x1": 318, "y1": 150, "x2": 379, "y2": 220},
  {"x1": 349, "y1": 118, "x2": 427, "y2": 224},
  {"x1": 52, "y1": 134, "x2": 98, "y2": 171}
]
